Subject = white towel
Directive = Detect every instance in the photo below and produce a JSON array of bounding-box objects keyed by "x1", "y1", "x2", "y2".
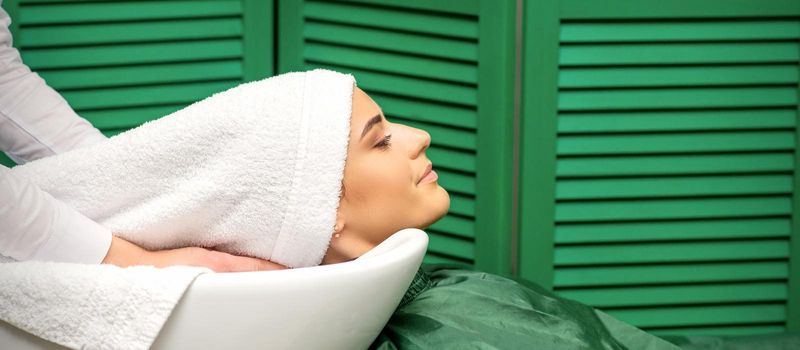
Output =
[
  {"x1": 0, "y1": 69, "x2": 356, "y2": 349},
  {"x1": 0, "y1": 261, "x2": 209, "y2": 350},
  {"x1": 11, "y1": 68, "x2": 355, "y2": 268}
]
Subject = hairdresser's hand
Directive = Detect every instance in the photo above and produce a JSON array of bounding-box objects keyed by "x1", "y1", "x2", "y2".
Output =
[{"x1": 101, "y1": 236, "x2": 287, "y2": 272}]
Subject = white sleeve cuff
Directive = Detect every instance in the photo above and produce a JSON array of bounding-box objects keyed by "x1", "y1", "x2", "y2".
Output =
[{"x1": 28, "y1": 201, "x2": 113, "y2": 264}]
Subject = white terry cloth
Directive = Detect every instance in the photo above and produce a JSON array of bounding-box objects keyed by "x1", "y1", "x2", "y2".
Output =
[
  {"x1": 0, "y1": 69, "x2": 355, "y2": 349},
  {"x1": 11, "y1": 69, "x2": 356, "y2": 268},
  {"x1": 0, "y1": 260, "x2": 209, "y2": 350}
]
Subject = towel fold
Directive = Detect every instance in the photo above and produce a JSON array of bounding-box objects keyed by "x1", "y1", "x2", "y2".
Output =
[
  {"x1": 0, "y1": 261, "x2": 209, "y2": 350},
  {"x1": 0, "y1": 69, "x2": 356, "y2": 349}
]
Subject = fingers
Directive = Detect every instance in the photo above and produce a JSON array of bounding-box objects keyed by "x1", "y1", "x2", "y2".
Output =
[
  {"x1": 133, "y1": 246, "x2": 288, "y2": 273},
  {"x1": 203, "y1": 250, "x2": 288, "y2": 272}
]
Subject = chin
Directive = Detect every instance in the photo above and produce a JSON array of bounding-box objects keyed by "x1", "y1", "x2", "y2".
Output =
[{"x1": 418, "y1": 186, "x2": 450, "y2": 229}]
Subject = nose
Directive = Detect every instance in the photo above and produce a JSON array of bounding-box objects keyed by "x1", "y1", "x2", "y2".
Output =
[{"x1": 412, "y1": 128, "x2": 431, "y2": 159}]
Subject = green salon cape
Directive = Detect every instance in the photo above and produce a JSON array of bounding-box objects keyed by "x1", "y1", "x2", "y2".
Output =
[{"x1": 369, "y1": 264, "x2": 681, "y2": 350}]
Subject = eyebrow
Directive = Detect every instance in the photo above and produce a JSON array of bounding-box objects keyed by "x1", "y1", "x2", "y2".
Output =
[{"x1": 359, "y1": 113, "x2": 383, "y2": 142}]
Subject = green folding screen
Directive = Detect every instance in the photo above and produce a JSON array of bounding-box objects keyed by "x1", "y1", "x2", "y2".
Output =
[
  {"x1": 277, "y1": 0, "x2": 516, "y2": 272},
  {"x1": 1, "y1": 0, "x2": 273, "y2": 166},
  {"x1": 520, "y1": 0, "x2": 800, "y2": 337}
]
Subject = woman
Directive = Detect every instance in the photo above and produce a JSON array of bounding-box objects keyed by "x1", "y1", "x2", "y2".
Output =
[{"x1": 10, "y1": 69, "x2": 676, "y2": 349}]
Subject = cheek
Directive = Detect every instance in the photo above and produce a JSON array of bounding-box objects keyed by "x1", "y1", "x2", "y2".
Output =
[{"x1": 348, "y1": 155, "x2": 412, "y2": 202}]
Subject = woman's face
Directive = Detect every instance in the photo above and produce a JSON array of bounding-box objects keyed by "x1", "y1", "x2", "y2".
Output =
[{"x1": 322, "y1": 86, "x2": 450, "y2": 264}]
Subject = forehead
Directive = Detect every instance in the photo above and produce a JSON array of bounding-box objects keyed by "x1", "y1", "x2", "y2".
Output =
[{"x1": 351, "y1": 87, "x2": 381, "y2": 126}]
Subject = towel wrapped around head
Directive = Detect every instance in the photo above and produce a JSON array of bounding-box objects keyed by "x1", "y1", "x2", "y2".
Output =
[{"x1": 11, "y1": 69, "x2": 356, "y2": 268}]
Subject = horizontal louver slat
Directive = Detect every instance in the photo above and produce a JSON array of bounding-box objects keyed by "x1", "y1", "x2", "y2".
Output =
[
  {"x1": 554, "y1": 240, "x2": 789, "y2": 266},
  {"x1": 24, "y1": 39, "x2": 243, "y2": 69},
  {"x1": 559, "y1": 109, "x2": 797, "y2": 133},
  {"x1": 18, "y1": 1, "x2": 241, "y2": 24},
  {"x1": 62, "y1": 81, "x2": 240, "y2": 111},
  {"x1": 561, "y1": 21, "x2": 800, "y2": 42},
  {"x1": 554, "y1": 261, "x2": 789, "y2": 287},
  {"x1": 304, "y1": 42, "x2": 477, "y2": 84},
  {"x1": 560, "y1": 42, "x2": 800, "y2": 66},
  {"x1": 303, "y1": 0, "x2": 478, "y2": 39},
  {"x1": 19, "y1": 18, "x2": 242, "y2": 48},
  {"x1": 304, "y1": 20, "x2": 477, "y2": 62},
  {"x1": 560, "y1": 65, "x2": 799, "y2": 88},
  {"x1": 559, "y1": 283, "x2": 787, "y2": 307},
  {"x1": 40, "y1": 60, "x2": 243, "y2": 90},
  {"x1": 557, "y1": 175, "x2": 792, "y2": 199},
  {"x1": 557, "y1": 153, "x2": 794, "y2": 177},
  {"x1": 556, "y1": 196, "x2": 792, "y2": 222},
  {"x1": 555, "y1": 218, "x2": 791, "y2": 244}
]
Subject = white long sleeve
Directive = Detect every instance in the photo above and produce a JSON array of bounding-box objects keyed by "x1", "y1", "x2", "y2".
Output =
[
  {"x1": 0, "y1": 2, "x2": 112, "y2": 263},
  {"x1": 0, "y1": 165, "x2": 111, "y2": 263},
  {"x1": 0, "y1": 2, "x2": 106, "y2": 164}
]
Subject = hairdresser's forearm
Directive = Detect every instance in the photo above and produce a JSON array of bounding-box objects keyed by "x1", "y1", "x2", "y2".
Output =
[{"x1": 102, "y1": 235, "x2": 288, "y2": 272}]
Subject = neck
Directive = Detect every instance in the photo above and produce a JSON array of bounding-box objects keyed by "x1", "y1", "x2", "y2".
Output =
[{"x1": 320, "y1": 230, "x2": 376, "y2": 265}]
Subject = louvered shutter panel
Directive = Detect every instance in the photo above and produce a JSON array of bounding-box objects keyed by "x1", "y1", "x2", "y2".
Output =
[
  {"x1": 1, "y1": 0, "x2": 272, "y2": 166},
  {"x1": 279, "y1": 0, "x2": 515, "y2": 270},
  {"x1": 522, "y1": 2, "x2": 800, "y2": 337}
]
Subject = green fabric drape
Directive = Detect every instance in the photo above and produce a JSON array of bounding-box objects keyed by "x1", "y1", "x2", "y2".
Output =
[{"x1": 370, "y1": 264, "x2": 682, "y2": 350}]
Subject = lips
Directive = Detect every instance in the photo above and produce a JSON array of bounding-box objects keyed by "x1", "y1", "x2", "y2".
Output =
[{"x1": 418, "y1": 162, "x2": 432, "y2": 185}]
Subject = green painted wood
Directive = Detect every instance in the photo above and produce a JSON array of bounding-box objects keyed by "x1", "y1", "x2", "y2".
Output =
[
  {"x1": 81, "y1": 105, "x2": 186, "y2": 130},
  {"x1": 307, "y1": 62, "x2": 478, "y2": 107},
  {"x1": 554, "y1": 240, "x2": 789, "y2": 266},
  {"x1": 557, "y1": 174, "x2": 793, "y2": 200},
  {"x1": 17, "y1": 1, "x2": 242, "y2": 24},
  {"x1": 559, "y1": 87, "x2": 798, "y2": 111},
  {"x1": 426, "y1": 147, "x2": 476, "y2": 173},
  {"x1": 39, "y1": 61, "x2": 243, "y2": 91},
  {"x1": 370, "y1": 92, "x2": 477, "y2": 129},
  {"x1": 560, "y1": 65, "x2": 799, "y2": 88},
  {"x1": 428, "y1": 233, "x2": 475, "y2": 260},
  {"x1": 554, "y1": 261, "x2": 789, "y2": 287},
  {"x1": 19, "y1": 18, "x2": 242, "y2": 47},
  {"x1": 518, "y1": 0, "x2": 559, "y2": 289},
  {"x1": 556, "y1": 196, "x2": 792, "y2": 222},
  {"x1": 23, "y1": 39, "x2": 244, "y2": 69},
  {"x1": 303, "y1": 42, "x2": 478, "y2": 84},
  {"x1": 9, "y1": 0, "x2": 272, "y2": 150},
  {"x1": 332, "y1": 0, "x2": 478, "y2": 16},
  {"x1": 527, "y1": 1, "x2": 800, "y2": 336},
  {"x1": 557, "y1": 131, "x2": 796, "y2": 155},
  {"x1": 304, "y1": 0, "x2": 478, "y2": 39},
  {"x1": 429, "y1": 215, "x2": 475, "y2": 239},
  {"x1": 606, "y1": 304, "x2": 786, "y2": 328},
  {"x1": 304, "y1": 20, "x2": 478, "y2": 62},
  {"x1": 561, "y1": 20, "x2": 800, "y2": 42},
  {"x1": 555, "y1": 218, "x2": 791, "y2": 244},
  {"x1": 558, "y1": 283, "x2": 787, "y2": 307},
  {"x1": 473, "y1": 0, "x2": 516, "y2": 275},
  {"x1": 557, "y1": 153, "x2": 794, "y2": 177},
  {"x1": 61, "y1": 81, "x2": 240, "y2": 111},
  {"x1": 649, "y1": 325, "x2": 786, "y2": 337},
  {"x1": 242, "y1": 0, "x2": 273, "y2": 80},
  {"x1": 280, "y1": 0, "x2": 514, "y2": 269},
  {"x1": 787, "y1": 23, "x2": 800, "y2": 332},
  {"x1": 560, "y1": 42, "x2": 800, "y2": 66},
  {"x1": 2, "y1": 0, "x2": 19, "y2": 42},
  {"x1": 446, "y1": 193, "x2": 476, "y2": 218},
  {"x1": 559, "y1": 109, "x2": 797, "y2": 133},
  {"x1": 560, "y1": 0, "x2": 800, "y2": 19}
]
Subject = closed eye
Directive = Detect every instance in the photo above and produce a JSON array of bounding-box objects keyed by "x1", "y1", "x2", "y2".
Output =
[{"x1": 375, "y1": 134, "x2": 392, "y2": 150}]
